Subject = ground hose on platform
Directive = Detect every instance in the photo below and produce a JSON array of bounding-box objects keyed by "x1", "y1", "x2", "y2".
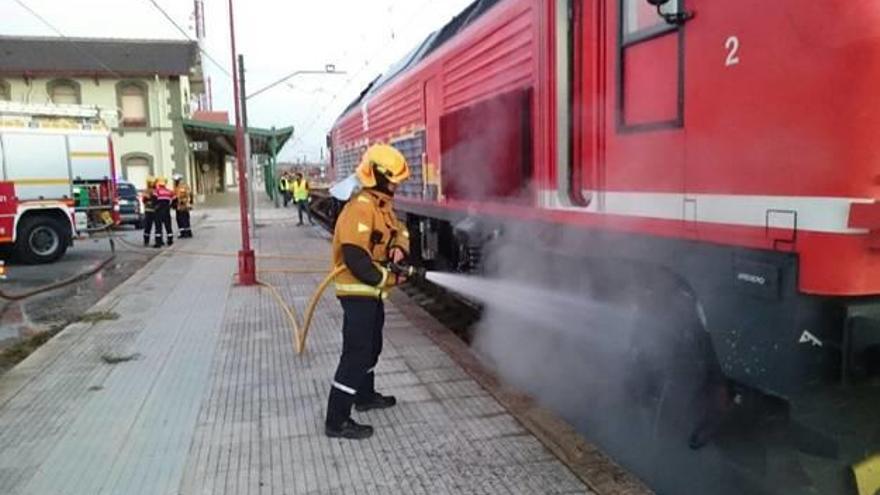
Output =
[
  {"x1": 0, "y1": 255, "x2": 117, "y2": 301},
  {"x1": 69, "y1": 231, "x2": 418, "y2": 357},
  {"x1": 107, "y1": 230, "x2": 338, "y2": 353},
  {"x1": 108, "y1": 232, "x2": 327, "y2": 263}
]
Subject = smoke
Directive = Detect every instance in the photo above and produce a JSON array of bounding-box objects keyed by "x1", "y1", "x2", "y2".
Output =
[{"x1": 426, "y1": 221, "x2": 736, "y2": 494}]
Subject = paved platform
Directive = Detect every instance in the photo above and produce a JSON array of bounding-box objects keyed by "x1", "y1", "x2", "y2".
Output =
[{"x1": 0, "y1": 202, "x2": 592, "y2": 494}]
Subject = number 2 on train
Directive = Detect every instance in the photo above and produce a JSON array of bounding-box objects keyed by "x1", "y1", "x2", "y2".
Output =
[{"x1": 725, "y1": 36, "x2": 741, "y2": 66}]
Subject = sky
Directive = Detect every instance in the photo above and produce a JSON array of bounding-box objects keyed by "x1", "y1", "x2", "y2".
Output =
[{"x1": 0, "y1": 0, "x2": 475, "y2": 161}]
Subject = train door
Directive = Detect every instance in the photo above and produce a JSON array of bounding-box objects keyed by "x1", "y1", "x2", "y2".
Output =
[{"x1": 557, "y1": 0, "x2": 608, "y2": 208}]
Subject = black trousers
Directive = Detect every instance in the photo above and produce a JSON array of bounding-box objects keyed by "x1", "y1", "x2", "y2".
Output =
[
  {"x1": 154, "y1": 203, "x2": 173, "y2": 243},
  {"x1": 176, "y1": 209, "x2": 192, "y2": 237},
  {"x1": 142, "y1": 210, "x2": 156, "y2": 242},
  {"x1": 282, "y1": 191, "x2": 292, "y2": 207},
  {"x1": 326, "y1": 297, "x2": 385, "y2": 427},
  {"x1": 296, "y1": 199, "x2": 313, "y2": 224}
]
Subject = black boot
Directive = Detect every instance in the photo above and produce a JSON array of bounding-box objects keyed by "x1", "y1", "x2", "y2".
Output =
[
  {"x1": 153, "y1": 237, "x2": 164, "y2": 248},
  {"x1": 325, "y1": 418, "x2": 373, "y2": 439},
  {"x1": 143, "y1": 236, "x2": 150, "y2": 247},
  {"x1": 167, "y1": 237, "x2": 173, "y2": 247},
  {"x1": 355, "y1": 393, "x2": 397, "y2": 412}
]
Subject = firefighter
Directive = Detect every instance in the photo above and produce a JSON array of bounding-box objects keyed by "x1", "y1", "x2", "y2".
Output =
[
  {"x1": 172, "y1": 173, "x2": 194, "y2": 238},
  {"x1": 152, "y1": 177, "x2": 174, "y2": 247},
  {"x1": 291, "y1": 172, "x2": 314, "y2": 226},
  {"x1": 142, "y1": 176, "x2": 157, "y2": 246},
  {"x1": 325, "y1": 144, "x2": 411, "y2": 440}
]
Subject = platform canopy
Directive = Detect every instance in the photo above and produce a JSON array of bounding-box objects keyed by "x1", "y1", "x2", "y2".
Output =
[
  {"x1": 182, "y1": 119, "x2": 293, "y2": 156},
  {"x1": 182, "y1": 119, "x2": 293, "y2": 199}
]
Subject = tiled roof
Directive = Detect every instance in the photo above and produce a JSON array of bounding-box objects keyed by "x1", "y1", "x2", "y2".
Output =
[{"x1": 0, "y1": 35, "x2": 199, "y2": 77}]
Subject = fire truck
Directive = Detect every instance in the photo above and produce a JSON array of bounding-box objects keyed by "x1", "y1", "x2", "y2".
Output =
[
  {"x1": 328, "y1": 0, "x2": 880, "y2": 493},
  {"x1": 0, "y1": 101, "x2": 118, "y2": 263}
]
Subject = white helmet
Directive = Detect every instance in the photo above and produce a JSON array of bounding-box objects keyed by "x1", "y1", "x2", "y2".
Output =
[{"x1": 172, "y1": 173, "x2": 183, "y2": 182}]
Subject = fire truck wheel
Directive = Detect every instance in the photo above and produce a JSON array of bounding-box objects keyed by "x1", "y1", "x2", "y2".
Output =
[{"x1": 16, "y1": 216, "x2": 69, "y2": 264}]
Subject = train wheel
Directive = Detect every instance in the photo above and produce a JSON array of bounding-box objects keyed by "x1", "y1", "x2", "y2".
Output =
[{"x1": 623, "y1": 288, "x2": 722, "y2": 445}]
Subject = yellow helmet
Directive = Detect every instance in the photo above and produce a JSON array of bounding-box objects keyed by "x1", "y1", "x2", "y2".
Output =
[
  {"x1": 155, "y1": 177, "x2": 167, "y2": 186},
  {"x1": 145, "y1": 176, "x2": 156, "y2": 187},
  {"x1": 355, "y1": 144, "x2": 410, "y2": 188}
]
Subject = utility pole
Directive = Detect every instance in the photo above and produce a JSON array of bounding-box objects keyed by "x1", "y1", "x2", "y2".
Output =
[
  {"x1": 239, "y1": 54, "x2": 256, "y2": 238},
  {"x1": 228, "y1": 0, "x2": 256, "y2": 285}
]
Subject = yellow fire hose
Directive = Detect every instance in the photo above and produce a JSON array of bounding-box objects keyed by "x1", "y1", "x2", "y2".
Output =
[{"x1": 258, "y1": 265, "x2": 345, "y2": 355}]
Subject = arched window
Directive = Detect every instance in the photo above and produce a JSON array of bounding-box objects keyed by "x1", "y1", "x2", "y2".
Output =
[
  {"x1": 47, "y1": 79, "x2": 81, "y2": 104},
  {"x1": 118, "y1": 82, "x2": 148, "y2": 127},
  {"x1": 0, "y1": 80, "x2": 10, "y2": 101},
  {"x1": 122, "y1": 154, "x2": 154, "y2": 190}
]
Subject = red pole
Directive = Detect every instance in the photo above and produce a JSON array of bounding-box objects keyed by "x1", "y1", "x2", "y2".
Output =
[{"x1": 228, "y1": 0, "x2": 256, "y2": 285}]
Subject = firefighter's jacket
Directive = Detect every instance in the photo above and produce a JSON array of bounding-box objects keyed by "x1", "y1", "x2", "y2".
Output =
[
  {"x1": 143, "y1": 186, "x2": 156, "y2": 213},
  {"x1": 174, "y1": 183, "x2": 193, "y2": 211},
  {"x1": 153, "y1": 185, "x2": 174, "y2": 206},
  {"x1": 332, "y1": 190, "x2": 410, "y2": 299}
]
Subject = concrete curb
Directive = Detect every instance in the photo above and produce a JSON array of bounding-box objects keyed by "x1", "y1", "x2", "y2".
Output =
[{"x1": 0, "y1": 243, "x2": 172, "y2": 408}]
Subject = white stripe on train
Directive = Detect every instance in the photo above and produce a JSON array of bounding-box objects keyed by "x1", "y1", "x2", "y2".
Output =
[{"x1": 539, "y1": 190, "x2": 873, "y2": 235}]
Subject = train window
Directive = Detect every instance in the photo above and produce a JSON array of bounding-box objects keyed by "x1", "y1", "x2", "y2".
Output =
[
  {"x1": 617, "y1": 0, "x2": 684, "y2": 131},
  {"x1": 622, "y1": 0, "x2": 679, "y2": 43}
]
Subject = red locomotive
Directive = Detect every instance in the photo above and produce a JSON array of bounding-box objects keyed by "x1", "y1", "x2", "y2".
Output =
[{"x1": 328, "y1": 1, "x2": 880, "y2": 492}]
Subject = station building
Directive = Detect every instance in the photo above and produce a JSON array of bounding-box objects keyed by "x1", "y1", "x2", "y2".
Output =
[{"x1": 0, "y1": 35, "x2": 204, "y2": 191}]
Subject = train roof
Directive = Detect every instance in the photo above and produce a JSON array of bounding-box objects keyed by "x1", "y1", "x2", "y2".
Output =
[{"x1": 336, "y1": 0, "x2": 504, "y2": 123}]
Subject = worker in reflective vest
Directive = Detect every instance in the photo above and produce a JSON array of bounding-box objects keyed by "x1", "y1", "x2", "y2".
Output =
[
  {"x1": 152, "y1": 178, "x2": 174, "y2": 247},
  {"x1": 142, "y1": 176, "x2": 157, "y2": 246},
  {"x1": 291, "y1": 172, "x2": 314, "y2": 226},
  {"x1": 172, "y1": 174, "x2": 194, "y2": 238},
  {"x1": 279, "y1": 173, "x2": 292, "y2": 207},
  {"x1": 325, "y1": 144, "x2": 411, "y2": 440}
]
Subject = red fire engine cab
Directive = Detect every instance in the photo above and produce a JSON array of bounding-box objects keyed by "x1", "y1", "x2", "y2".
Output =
[{"x1": 329, "y1": 0, "x2": 880, "y2": 492}]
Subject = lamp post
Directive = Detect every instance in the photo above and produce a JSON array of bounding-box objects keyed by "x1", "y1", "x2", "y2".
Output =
[{"x1": 227, "y1": 0, "x2": 256, "y2": 285}]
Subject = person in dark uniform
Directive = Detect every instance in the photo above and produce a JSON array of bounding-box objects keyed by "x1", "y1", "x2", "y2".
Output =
[
  {"x1": 172, "y1": 174, "x2": 194, "y2": 238},
  {"x1": 152, "y1": 177, "x2": 174, "y2": 247},
  {"x1": 142, "y1": 176, "x2": 157, "y2": 246}
]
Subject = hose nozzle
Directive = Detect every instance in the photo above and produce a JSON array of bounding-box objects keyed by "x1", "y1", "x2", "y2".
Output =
[{"x1": 387, "y1": 262, "x2": 426, "y2": 279}]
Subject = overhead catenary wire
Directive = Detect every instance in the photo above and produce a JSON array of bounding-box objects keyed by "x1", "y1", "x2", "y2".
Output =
[
  {"x1": 11, "y1": 0, "x2": 125, "y2": 79},
  {"x1": 143, "y1": 0, "x2": 233, "y2": 78},
  {"x1": 287, "y1": 0, "x2": 439, "y2": 153}
]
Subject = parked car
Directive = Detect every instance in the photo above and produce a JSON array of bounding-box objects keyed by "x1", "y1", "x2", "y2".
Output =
[{"x1": 116, "y1": 180, "x2": 143, "y2": 228}]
